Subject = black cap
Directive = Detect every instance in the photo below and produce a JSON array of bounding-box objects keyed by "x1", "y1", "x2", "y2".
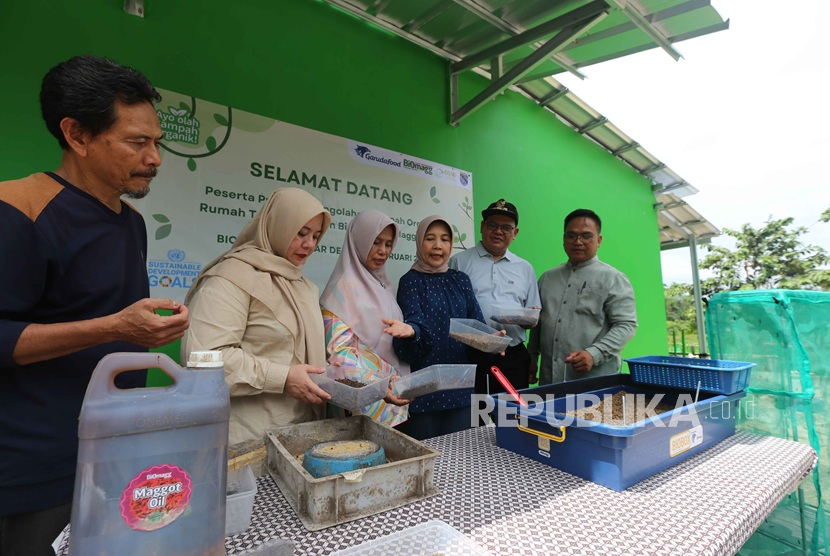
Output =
[{"x1": 481, "y1": 199, "x2": 518, "y2": 225}]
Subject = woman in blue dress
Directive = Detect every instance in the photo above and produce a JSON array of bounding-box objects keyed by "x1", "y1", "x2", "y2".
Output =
[{"x1": 393, "y1": 215, "x2": 485, "y2": 440}]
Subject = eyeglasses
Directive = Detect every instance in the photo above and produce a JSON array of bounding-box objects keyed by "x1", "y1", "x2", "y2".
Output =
[
  {"x1": 564, "y1": 232, "x2": 597, "y2": 243},
  {"x1": 484, "y1": 221, "x2": 516, "y2": 233}
]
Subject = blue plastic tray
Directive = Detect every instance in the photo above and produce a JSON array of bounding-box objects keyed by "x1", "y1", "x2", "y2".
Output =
[
  {"x1": 625, "y1": 355, "x2": 755, "y2": 395},
  {"x1": 491, "y1": 375, "x2": 744, "y2": 491}
]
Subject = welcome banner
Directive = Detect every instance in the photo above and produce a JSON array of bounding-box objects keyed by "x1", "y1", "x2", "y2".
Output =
[{"x1": 130, "y1": 89, "x2": 475, "y2": 301}]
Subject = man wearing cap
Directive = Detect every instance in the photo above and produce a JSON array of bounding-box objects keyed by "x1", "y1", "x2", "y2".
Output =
[
  {"x1": 449, "y1": 199, "x2": 540, "y2": 398},
  {"x1": 528, "y1": 209, "x2": 637, "y2": 385}
]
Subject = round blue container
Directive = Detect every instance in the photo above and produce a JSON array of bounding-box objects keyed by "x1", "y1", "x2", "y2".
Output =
[{"x1": 302, "y1": 440, "x2": 385, "y2": 479}]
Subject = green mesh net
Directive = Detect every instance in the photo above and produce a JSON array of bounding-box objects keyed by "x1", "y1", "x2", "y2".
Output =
[{"x1": 707, "y1": 290, "x2": 829, "y2": 555}]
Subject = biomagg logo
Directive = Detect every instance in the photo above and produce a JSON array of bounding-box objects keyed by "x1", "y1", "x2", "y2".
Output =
[
  {"x1": 403, "y1": 158, "x2": 433, "y2": 176},
  {"x1": 158, "y1": 107, "x2": 200, "y2": 145}
]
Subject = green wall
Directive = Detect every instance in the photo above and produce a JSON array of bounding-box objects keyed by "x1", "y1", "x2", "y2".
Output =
[{"x1": 0, "y1": 0, "x2": 667, "y2": 362}]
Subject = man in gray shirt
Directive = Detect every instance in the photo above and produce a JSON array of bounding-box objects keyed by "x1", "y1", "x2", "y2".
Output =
[
  {"x1": 528, "y1": 209, "x2": 637, "y2": 385},
  {"x1": 450, "y1": 199, "x2": 540, "y2": 394}
]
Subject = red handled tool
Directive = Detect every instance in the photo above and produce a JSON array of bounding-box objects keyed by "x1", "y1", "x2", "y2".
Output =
[{"x1": 491, "y1": 366, "x2": 528, "y2": 407}]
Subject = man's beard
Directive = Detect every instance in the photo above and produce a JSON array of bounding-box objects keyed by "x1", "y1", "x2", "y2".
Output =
[
  {"x1": 122, "y1": 186, "x2": 150, "y2": 199},
  {"x1": 122, "y1": 169, "x2": 156, "y2": 199}
]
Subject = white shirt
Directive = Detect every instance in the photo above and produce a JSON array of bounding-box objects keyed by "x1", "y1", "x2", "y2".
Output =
[{"x1": 449, "y1": 242, "x2": 541, "y2": 347}]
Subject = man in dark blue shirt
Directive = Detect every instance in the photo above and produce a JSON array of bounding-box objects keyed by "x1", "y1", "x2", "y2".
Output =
[{"x1": 0, "y1": 55, "x2": 190, "y2": 555}]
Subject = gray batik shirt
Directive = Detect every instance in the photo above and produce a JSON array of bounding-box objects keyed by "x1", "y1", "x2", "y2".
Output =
[{"x1": 527, "y1": 256, "x2": 638, "y2": 384}]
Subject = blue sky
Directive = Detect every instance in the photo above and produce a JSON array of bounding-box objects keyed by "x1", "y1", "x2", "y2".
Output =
[{"x1": 556, "y1": 0, "x2": 830, "y2": 285}]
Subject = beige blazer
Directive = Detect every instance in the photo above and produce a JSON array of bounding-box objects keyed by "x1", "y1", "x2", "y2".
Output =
[{"x1": 183, "y1": 272, "x2": 324, "y2": 446}]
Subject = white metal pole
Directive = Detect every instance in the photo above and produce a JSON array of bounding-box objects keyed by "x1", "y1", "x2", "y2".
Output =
[{"x1": 689, "y1": 236, "x2": 708, "y2": 356}]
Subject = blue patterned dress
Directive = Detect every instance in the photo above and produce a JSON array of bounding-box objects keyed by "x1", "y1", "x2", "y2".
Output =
[{"x1": 393, "y1": 269, "x2": 484, "y2": 414}]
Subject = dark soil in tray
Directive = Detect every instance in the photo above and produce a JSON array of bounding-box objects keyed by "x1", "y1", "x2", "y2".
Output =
[
  {"x1": 449, "y1": 331, "x2": 505, "y2": 352},
  {"x1": 396, "y1": 383, "x2": 438, "y2": 399},
  {"x1": 491, "y1": 315, "x2": 538, "y2": 326},
  {"x1": 335, "y1": 378, "x2": 367, "y2": 388}
]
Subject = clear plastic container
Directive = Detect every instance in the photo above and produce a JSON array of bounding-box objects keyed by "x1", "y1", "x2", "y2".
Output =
[
  {"x1": 393, "y1": 364, "x2": 476, "y2": 398},
  {"x1": 449, "y1": 318, "x2": 511, "y2": 353},
  {"x1": 313, "y1": 366, "x2": 390, "y2": 412},
  {"x1": 489, "y1": 305, "x2": 540, "y2": 327},
  {"x1": 330, "y1": 520, "x2": 493, "y2": 555},
  {"x1": 225, "y1": 465, "x2": 257, "y2": 536}
]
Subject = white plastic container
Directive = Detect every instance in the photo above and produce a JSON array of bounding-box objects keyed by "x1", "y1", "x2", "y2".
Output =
[
  {"x1": 489, "y1": 305, "x2": 540, "y2": 327},
  {"x1": 313, "y1": 366, "x2": 390, "y2": 412},
  {"x1": 449, "y1": 318, "x2": 511, "y2": 353},
  {"x1": 69, "y1": 351, "x2": 230, "y2": 555},
  {"x1": 225, "y1": 465, "x2": 257, "y2": 536},
  {"x1": 330, "y1": 520, "x2": 493, "y2": 555},
  {"x1": 393, "y1": 364, "x2": 476, "y2": 398}
]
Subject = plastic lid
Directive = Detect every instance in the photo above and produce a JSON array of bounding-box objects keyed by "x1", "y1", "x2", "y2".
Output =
[{"x1": 187, "y1": 350, "x2": 223, "y2": 369}]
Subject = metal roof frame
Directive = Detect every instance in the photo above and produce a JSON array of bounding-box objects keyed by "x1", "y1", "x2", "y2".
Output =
[{"x1": 317, "y1": 0, "x2": 725, "y2": 248}]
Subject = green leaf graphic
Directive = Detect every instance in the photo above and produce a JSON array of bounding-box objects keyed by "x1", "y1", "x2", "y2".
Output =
[
  {"x1": 155, "y1": 224, "x2": 172, "y2": 240},
  {"x1": 206, "y1": 136, "x2": 217, "y2": 152},
  {"x1": 214, "y1": 113, "x2": 229, "y2": 126},
  {"x1": 187, "y1": 158, "x2": 197, "y2": 172},
  {"x1": 460, "y1": 233, "x2": 467, "y2": 242},
  {"x1": 179, "y1": 101, "x2": 189, "y2": 111},
  {"x1": 430, "y1": 186, "x2": 437, "y2": 197},
  {"x1": 432, "y1": 197, "x2": 440, "y2": 204},
  {"x1": 152, "y1": 214, "x2": 170, "y2": 224}
]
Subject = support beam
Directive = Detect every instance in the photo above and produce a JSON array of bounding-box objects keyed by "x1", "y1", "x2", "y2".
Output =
[
  {"x1": 614, "y1": 0, "x2": 683, "y2": 61},
  {"x1": 537, "y1": 86, "x2": 569, "y2": 106},
  {"x1": 656, "y1": 181, "x2": 692, "y2": 194},
  {"x1": 403, "y1": 0, "x2": 453, "y2": 33},
  {"x1": 325, "y1": 0, "x2": 462, "y2": 62},
  {"x1": 451, "y1": 10, "x2": 607, "y2": 125},
  {"x1": 451, "y1": 0, "x2": 608, "y2": 74},
  {"x1": 689, "y1": 236, "x2": 709, "y2": 356},
  {"x1": 491, "y1": 55, "x2": 504, "y2": 80},
  {"x1": 578, "y1": 117, "x2": 608, "y2": 133},
  {"x1": 612, "y1": 142, "x2": 640, "y2": 155},
  {"x1": 452, "y1": 0, "x2": 591, "y2": 79},
  {"x1": 366, "y1": 0, "x2": 393, "y2": 16},
  {"x1": 566, "y1": 0, "x2": 713, "y2": 50},
  {"x1": 643, "y1": 162, "x2": 667, "y2": 174}
]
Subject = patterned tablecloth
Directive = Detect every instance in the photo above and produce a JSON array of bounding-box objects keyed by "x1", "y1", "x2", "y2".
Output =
[
  {"x1": 56, "y1": 427, "x2": 816, "y2": 556},
  {"x1": 231, "y1": 428, "x2": 815, "y2": 556}
]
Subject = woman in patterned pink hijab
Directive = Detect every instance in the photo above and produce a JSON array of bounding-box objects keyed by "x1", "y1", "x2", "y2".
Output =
[{"x1": 320, "y1": 210, "x2": 413, "y2": 425}]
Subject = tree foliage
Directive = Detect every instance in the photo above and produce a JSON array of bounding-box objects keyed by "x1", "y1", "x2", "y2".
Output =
[
  {"x1": 664, "y1": 209, "x2": 829, "y2": 339},
  {"x1": 664, "y1": 282, "x2": 696, "y2": 333},
  {"x1": 699, "y1": 213, "x2": 830, "y2": 296}
]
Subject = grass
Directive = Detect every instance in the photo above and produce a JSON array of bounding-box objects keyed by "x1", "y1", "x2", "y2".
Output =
[{"x1": 667, "y1": 331, "x2": 700, "y2": 355}]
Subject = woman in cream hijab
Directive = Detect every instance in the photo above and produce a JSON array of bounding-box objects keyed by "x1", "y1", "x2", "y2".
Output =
[
  {"x1": 320, "y1": 210, "x2": 413, "y2": 427},
  {"x1": 183, "y1": 188, "x2": 332, "y2": 447}
]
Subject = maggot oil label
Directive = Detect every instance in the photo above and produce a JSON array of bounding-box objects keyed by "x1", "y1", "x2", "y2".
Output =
[{"x1": 119, "y1": 463, "x2": 193, "y2": 531}]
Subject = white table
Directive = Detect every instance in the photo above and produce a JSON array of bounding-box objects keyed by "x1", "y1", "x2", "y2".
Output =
[{"x1": 222, "y1": 427, "x2": 816, "y2": 556}]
